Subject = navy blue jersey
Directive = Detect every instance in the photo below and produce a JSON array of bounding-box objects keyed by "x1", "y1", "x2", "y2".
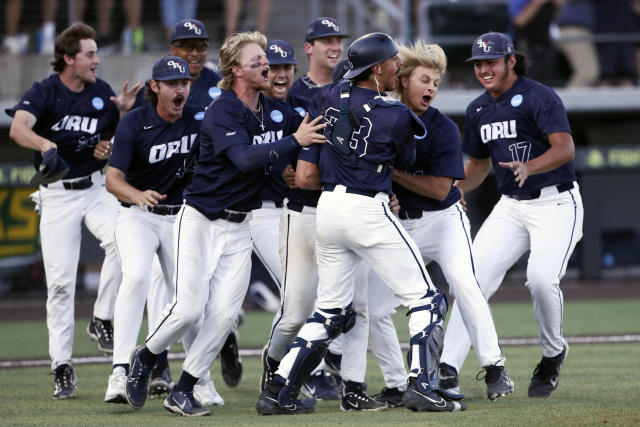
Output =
[
  {"x1": 394, "y1": 107, "x2": 464, "y2": 211},
  {"x1": 463, "y1": 77, "x2": 576, "y2": 196},
  {"x1": 6, "y1": 74, "x2": 119, "y2": 178},
  {"x1": 317, "y1": 84, "x2": 417, "y2": 194},
  {"x1": 133, "y1": 66, "x2": 222, "y2": 113},
  {"x1": 284, "y1": 75, "x2": 326, "y2": 208},
  {"x1": 109, "y1": 103, "x2": 201, "y2": 205},
  {"x1": 184, "y1": 90, "x2": 300, "y2": 219}
]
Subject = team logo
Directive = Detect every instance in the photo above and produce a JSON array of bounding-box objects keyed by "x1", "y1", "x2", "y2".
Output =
[
  {"x1": 511, "y1": 94, "x2": 523, "y2": 107},
  {"x1": 270, "y1": 109, "x2": 283, "y2": 123},
  {"x1": 194, "y1": 111, "x2": 205, "y2": 120},
  {"x1": 476, "y1": 38, "x2": 492, "y2": 53},
  {"x1": 167, "y1": 60, "x2": 185, "y2": 73},
  {"x1": 322, "y1": 19, "x2": 340, "y2": 32},
  {"x1": 92, "y1": 97, "x2": 104, "y2": 110},
  {"x1": 269, "y1": 44, "x2": 287, "y2": 58},
  {"x1": 294, "y1": 106, "x2": 306, "y2": 118},
  {"x1": 184, "y1": 21, "x2": 201, "y2": 35},
  {"x1": 208, "y1": 86, "x2": 221, "y2": 99}
]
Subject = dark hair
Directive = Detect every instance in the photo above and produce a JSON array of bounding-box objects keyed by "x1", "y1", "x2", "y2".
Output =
[
  {"x1": 51, "y1": 23, "x2": 96, "y2": 72},
  {"x1": 508, "y1": 52, "x2": 528, "y2": 77},
  {"x1": 351, "y1": 67, "x2": 373, "y2": 82},
  {"x1": 144, "y1": 80, "x2": 158, "y2": 106}
]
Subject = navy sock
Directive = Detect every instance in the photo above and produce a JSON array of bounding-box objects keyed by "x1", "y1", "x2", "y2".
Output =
[
  {"x1": 113, "y1": 363, "x2": 129, "y2": 375},
  {"x1": 139, "y1": 347, "x2": 158, "y2": 368},
  {"x1": 344, "y1": 380, "x2": 364, "y2": 394},
  {"x1": 155, "y1": 349, "x2": 169, "y2": 368},
  {"x1": 174, "y1": 371, "x2": 199, "y2": 392}
]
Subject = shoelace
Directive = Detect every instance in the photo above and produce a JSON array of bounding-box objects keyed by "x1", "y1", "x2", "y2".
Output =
[
  {"x1": 476, "y1": 366, "x2": 503, "y2": 383},
  {"x1": 55, "y1": 368, "x2": 72, "y2": 390},
  {"x1": 96, "y1": 320, "x2": 113, "y2": 342}
]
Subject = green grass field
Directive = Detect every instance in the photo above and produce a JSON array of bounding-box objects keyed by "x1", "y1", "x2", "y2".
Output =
[{"x1": 1, "y1": 299, "x2": 639, "y2": 426}]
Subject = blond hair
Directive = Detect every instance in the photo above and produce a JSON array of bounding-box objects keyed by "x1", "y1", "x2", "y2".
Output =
[
  {"x1": 396, "y1": 40, "x2": 447, "y2": 83},
  {"x1": 218, "y1": 31, "x2": 267, "y2": 90}
]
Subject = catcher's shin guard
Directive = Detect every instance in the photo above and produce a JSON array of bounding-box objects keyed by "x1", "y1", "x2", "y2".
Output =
[{"x1": 278, "y1": 337, "x2": 328, "y2": 406}]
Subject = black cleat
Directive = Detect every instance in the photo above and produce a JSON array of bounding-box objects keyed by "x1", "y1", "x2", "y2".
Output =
[
  {"x1": 53, "y1": 364, "x2": 77, "y2": 400},
  {"x1": 528, "y1": 344, "x2": 568, "y2": 398},
  {"x1": 439, "y1": 362, "x2": 459, "y2": 391},
  {"x1": 164, "y1": 390, "x2": 211, "y2": 417},
  {"x1": 86, "y1": 317, "x2": 114, "y2": 354},
  {"x1": 256, "y1": 382, "x2": 315, "y2": 415},
  {"x1": 149, "y1": 358, "x2": 174, "y2": 398},
  {"x1": 125, "y1": 346, "x2": 152, "y2": 409},
  {"x1": 341, "y1": 382, "x2": 387, "y2": 412},
  {"x1": 373, "y1": 386, "x2": 405, "y2": 407},
  {"x1": 220, "y1": 332, "x2": 242, "y2": 387},
  {"x1": 259, "y1": 346, "x2": 279, "y2": 392},
  {"x1": 480, "y1": 364, "x2": 514, "y2": 401},
  {"x1": 402, "y1": 377, "x2": 466, "y2": 412}
]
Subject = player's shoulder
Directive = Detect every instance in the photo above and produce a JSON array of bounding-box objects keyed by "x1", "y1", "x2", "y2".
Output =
[
  {"x1": 120, "y1": 103, "x2": 155, "y2": 127},
  {"x1": 200, "y1": 66, "x2": 222, "y2": 84},
  {"x1": 422, "y1": 107, "x2": 457, "y2": 133}
]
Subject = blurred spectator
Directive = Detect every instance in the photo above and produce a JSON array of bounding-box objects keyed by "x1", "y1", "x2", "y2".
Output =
[
  {"x1": 509, "y1": 0, "x2": 563, "y2": 85},
  {"x1": 3, "y1": 0, "x2": 57, "y2": 55},
  {"x1": 595, "y1": 0, "x2": 639, "y2": 86},
  {"x1": 161, "y1": 0, "x2": 199, "y2": 42},
  {"x1": 555, "y1": 0, "x2": 599, "y2": 88},
  {"x1": 225, "y1": 0, "x2": 271, "y2": 37}
]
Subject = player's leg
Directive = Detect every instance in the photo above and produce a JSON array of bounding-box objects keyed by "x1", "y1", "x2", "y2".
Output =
[
  {"x1": 441, "y1": 197, "x2": 529, "y2": 373},
  {"x1": 250, "y1": 204, "x2": 283, "y2": 286},
  {"x1": 39, "y1": 188, "x2": 83, "y2": 398},
  {"x1": 523, "y1": 188, "x2": 583, "y2": 397},
  {"x1": 84, "y1": 184, "x2": 121, "y2": 354},
  {"x1": 106, "y1": 206, "x2": 160, "y2": 403}
]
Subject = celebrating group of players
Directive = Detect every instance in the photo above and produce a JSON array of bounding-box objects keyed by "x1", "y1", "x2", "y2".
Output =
[{"x1": 7, "y1": 13, "x2": 583, "y2": 418}]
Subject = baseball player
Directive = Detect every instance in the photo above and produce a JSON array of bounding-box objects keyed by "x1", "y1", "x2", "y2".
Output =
[
  {"x1": 260, "y1": 21, "x2": 351, "y2": 402},
  {"x1": 123, "y1": 31, "x2": 326, "y2": 417},
  {"x1": 256, "y1": 32, "x2": 465, "y2": 416},
  {"x1": 359, "y1": 40, "x2": 514, "y2": 403},
  {"x1": 103, "y1": 55, "x2": 199, "y2": 405},
  {"x1": 129, "y1": 18, "x2": 229, "y2": 406},
  {"x1": 5, "y1": 23, "x2": 139, "y2": 399},
  {"x1": 439, "y1": 32, "x2": 583, "y2": 399}
]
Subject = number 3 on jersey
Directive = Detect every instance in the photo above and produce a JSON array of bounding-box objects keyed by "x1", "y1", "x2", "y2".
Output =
[{"x1": 508, "y1": 141, "x2": 531, "y2": 163}]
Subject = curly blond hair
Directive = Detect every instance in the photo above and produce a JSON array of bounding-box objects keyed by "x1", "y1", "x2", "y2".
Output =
[
  {"x1": 396, "y1": 40, "x2": 447, "y2": 83},
  {"x1": 218, "y1": 31, "x2": 267, "y2": 90}
]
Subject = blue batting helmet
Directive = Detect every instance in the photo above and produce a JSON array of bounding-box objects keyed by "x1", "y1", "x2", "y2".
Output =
[{"x1": 343, "y1": 32, "x2": 398, "y2": 79}]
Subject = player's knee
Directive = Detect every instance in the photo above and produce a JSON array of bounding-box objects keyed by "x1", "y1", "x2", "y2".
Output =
[
  {"x1": 526, "y1": 270, "x2": 559, "y2": 293},
  {"x1": 310, "y1": 304, "x2": 357, "y2": 339}
]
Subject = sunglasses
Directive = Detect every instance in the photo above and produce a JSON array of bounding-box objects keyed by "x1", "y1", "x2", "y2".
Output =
[{"x1": 173, "y1": 40, "x2": 209, "y2": 52}]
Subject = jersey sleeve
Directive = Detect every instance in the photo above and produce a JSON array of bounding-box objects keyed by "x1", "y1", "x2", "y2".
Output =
[
  {"x1": 108, "y1": 112, "x2": 138, "y2": 172},
  {"x1": 298, "y1": 144, "x2": 321, "y2": 165},
  {"x1": 462, "y1": 103, "x2": 490, "y2": 159},
  {"x1": 425, "y1": 117, "x2": 465, "y2": 179},
  {"x1": 6, "y1": 81, "x2": 50, "y2": 119},
  {"x1": 533, "y1": 87, "x2": 572, "y2": 136},
  {"x1": 204, "y1": 103, "x2": 251, "y2": 155}
]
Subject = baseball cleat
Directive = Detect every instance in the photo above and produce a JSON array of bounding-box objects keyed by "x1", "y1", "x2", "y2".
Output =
[
  {"x1": 323, "y1": 350, "x2": 342, "y2": 376},
  {"x1": 164, "y1": 390, "x2": 211, "y2": 417},
  {"x1": 300, "y1": 370, "x2": 339, "y2": 400},
  {"x1": 373, "y1": 386, "x2": 405, "y2": 407},
  {"x1": 255, "y1": 382, "x2": 316, "y2": 415},
  {"x1": 105, "y1": 366, "x2": 127, "y2": 404},
  {"x1": 259, "y1": 345, "x2": 279, "y2": 392},
  {"x1": 220, "y1": 332, "x2": 242, "y2": 387},
  {"x1": 340, "y1": 382, "x2": 388, "y2": 412},
  {"x1": 86, "y1": 317, "x2": 114, "y2": 355},
  {"x1": 53, "y1": 364, "x2": 77, "y2": 400},
  {"x1": 482, "y1": 364, "x2": 514, "y2": 401},
  {"x1": 402, "y1": 377, "x2": 466, "y2": 412},
  {"x1": 528, "y1": 344, "x2": 568, "y2": 398},
  {"x1": 193, "y1": 377, "x2": 224, "y2": 406},
  {"x1": 439, "y1": 362, "x2": 459, "y2": 390},
  {"x1": 148, "y1": 358, "x2": 174, "y2": 398},
  {"x1": 125, "y1": 346, "x2": 153, "y2": 409}
]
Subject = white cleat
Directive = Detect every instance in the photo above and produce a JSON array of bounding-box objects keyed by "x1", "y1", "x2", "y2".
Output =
[
  {"x1": 105, "y1": 366, "x2": 127, "y2": 404},
  {"x1": 193, "y1": 377, "x2": 225, "y2": 406}
]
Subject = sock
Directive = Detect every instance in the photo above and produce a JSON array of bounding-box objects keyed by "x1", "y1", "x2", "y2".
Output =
[
  {"x1": 139, "y1": 347, "x2": 158, "y2": 368},
  {"x1": 174, "y1": 371, "x2": 199, "y2": 392}
]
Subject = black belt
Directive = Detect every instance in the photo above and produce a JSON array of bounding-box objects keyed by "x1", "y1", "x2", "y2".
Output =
[
  {"x1": 121, "y1": 202, "x2": 182, "y2": 216},
  {"x1": 216, "y1": 209, "x2": 248, "y2": 223},
  {"x1": 43, "y1": 176, "x2": 92, "y2": 190},
  {"x1": 322, "y1": 183, "x2": 383, "y2": 198},
  {"x1": 287, "y1": 201, "x2": 315, "y2": 212},
  {"x1": 508, "y1": 182, "x2": 574, "y2": 201},
  {"x1": 399, "y1": 207, "x2": 423, "y2": 220}
]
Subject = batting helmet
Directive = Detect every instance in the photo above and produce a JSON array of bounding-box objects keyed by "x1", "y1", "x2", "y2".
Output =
[{"x1": 343, "y1": 32, "x2": 398, "y2": 79}]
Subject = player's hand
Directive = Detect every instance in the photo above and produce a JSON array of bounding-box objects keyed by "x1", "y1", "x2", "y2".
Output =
[
  {"x1": 93, "y1": 140, "x2": 113, "y2": 160},
  {"x1": 283, "y1": 164, "x2": 297, "y2": 189},
  {"x1": 388, "y1": 194, "x2": 401, "y2": 215},
  {"x1": 499, "y1": 161, "x2": 530, "y2": 187},
  {"x1": 293, "y1": 113, "x2": 327, "y2": 147},
  {"x1": 40, "y1": 140, "x2": 57, "y2": 157},
  {"x1": 110, "y1": 81, "x2": 143, "y2": 114},
  {"x1": 133, "y1": 190, "x2": 167, "y2": 211}
]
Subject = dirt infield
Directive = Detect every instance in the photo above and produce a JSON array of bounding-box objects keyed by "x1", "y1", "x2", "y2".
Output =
[{"x1": 1, "y1": 278, "x2": 639, "y2": 322}]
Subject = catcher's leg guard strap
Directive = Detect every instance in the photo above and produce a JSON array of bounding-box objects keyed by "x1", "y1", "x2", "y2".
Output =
[
  {"x1": 308, "y1": 304, "x2": 357, "y2": 339},
  {"x1": 278, "y1": 337, "x2": 328, "y2": 406}
]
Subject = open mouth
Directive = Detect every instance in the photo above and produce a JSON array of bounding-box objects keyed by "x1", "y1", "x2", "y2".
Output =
[
  {"x1": 273, "y1": 79, "x2": 287, "y2": 89},
  {"x1": 423, "y1": 95, "x2": 432, "y2": 104},
  {"x1": 328, "y1": 53, "x2": 339, "y2": 61},
  {"x1": 172, "y1": 95, "x2": 185, "y2": 108},
  {"x1": 261, "y1": 67, "x2": 269, "y2": 79}
]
